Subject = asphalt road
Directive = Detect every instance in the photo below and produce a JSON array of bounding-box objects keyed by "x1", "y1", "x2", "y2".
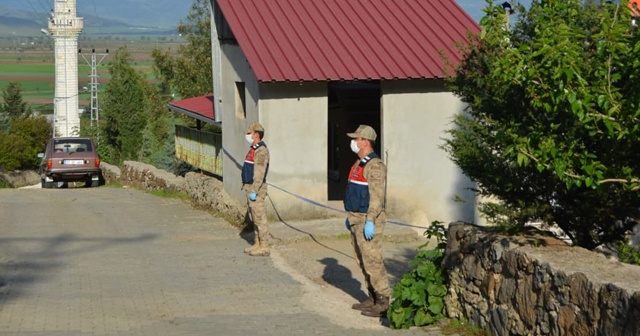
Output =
[{"x1": 0, "y1": 187, "x2": 439, "y2": 336}]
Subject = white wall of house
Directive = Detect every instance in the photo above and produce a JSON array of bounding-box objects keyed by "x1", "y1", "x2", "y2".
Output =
[
  {"x1": 217, "y1": 43, "x2": 261, "y2": 202},
  {"x1": 258, "y1": 82, "x2": 333, "y2": 220},
  {"x1": 381, "y1": 79, "x2": 478, "y2": 227}
]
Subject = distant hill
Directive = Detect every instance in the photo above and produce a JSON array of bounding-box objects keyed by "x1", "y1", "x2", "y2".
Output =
[
  {"x1": 0, "y1": 0, "x2": 192, "y2": 36},
  {"x1": 0, "y1": 7, "x2": 134, "y2": 37}
]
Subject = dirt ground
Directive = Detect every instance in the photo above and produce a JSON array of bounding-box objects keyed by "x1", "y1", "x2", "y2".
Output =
[{"x1": 270, "y1": 236, "x2": 433, "y2": 329}]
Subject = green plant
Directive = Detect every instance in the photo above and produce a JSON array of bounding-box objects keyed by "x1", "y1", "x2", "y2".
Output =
[
  {"x1": 0, "y1": 179, "x2": 10, "y2": 189},
  {"x1": 387, "y1": 221, "x2": 448, "y2": 329},
  {"x1": 444, "y1": 0, "x2": 640, "y2": 249},
  {"x1": 617, "y1": 241, "x2": 640, "y2": 265}
]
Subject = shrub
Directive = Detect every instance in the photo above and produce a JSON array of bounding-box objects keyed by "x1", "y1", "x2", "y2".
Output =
[{"x1": 388, "y1": 221, "x2": 448, "y2": 329}]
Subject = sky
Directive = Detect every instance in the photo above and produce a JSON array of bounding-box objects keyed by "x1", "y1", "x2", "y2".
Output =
[{"x1": 457, "y1": 0, "x2": 533, "y2": 23}]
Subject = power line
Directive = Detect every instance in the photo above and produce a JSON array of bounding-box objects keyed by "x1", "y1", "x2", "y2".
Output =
[
  {"x1": 92, "y1": 0, "x2": 101, "y2": 22},
  {"x1": 25, "y1": 0, "x2": 49, "y2": 28}
]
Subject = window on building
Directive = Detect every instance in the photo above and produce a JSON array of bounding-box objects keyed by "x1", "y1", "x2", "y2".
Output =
[{"x1": 235, "y1": 82, "x2": 246, "y2": 119}]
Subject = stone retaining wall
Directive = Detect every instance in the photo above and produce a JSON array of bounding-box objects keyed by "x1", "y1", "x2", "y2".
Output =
[
  {"x1": 101, "y1": 161, "x2": 245, "y2": 227},
  {"x1": 0, "y1": 170, "x2": 40, "y2": 188},
  {"x1": 443, "y1": 223, "x2": 640, "y2": 336}
]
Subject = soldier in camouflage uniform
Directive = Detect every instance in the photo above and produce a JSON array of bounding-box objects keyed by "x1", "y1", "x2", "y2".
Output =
[
  {"x1": 242, "y1": 122, "x2": 271, "y2": 257},
  {"x1": 343, "y1": 125, "x2": 390, "y2": 317}
]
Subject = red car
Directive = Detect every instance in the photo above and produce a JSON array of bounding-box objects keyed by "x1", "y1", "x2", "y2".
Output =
[{"x1": 37, "y1": 137, "x2": 102, "y2": 188}]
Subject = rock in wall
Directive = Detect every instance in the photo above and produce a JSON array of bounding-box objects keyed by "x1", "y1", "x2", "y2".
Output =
[{"x1": 443, "y1": 223, "x2": 640, "y2": 336}]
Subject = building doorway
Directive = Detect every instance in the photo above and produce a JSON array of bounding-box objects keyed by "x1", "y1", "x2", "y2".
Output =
[{"x1": 327, "y1": 81, "x2": 381, "y2": 200}]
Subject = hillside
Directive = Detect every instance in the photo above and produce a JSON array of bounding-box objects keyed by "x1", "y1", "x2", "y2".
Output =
[{"x1": 0, "y1": 0, "x2": 192, "y2": 36}]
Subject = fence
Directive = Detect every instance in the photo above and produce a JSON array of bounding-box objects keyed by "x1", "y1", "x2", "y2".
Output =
[{"x1": 174, "y1": 124, "x2": 223, "y2": 176}]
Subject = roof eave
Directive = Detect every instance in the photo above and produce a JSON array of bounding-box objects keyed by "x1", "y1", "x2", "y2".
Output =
[{"x1": 166, "y1": 104, "x2": 220, "y2": 126}]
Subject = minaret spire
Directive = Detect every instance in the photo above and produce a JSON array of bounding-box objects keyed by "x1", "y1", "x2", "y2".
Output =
[{"x1": 48, "y1": 0, "x2": 83, "y2": 137}]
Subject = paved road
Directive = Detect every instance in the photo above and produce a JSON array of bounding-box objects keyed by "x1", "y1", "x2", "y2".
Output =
[{"x1": 0, "y1": 187, "x2": 437, "y2": 335}]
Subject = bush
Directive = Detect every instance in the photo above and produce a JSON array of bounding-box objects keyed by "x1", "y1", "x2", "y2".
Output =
[{"x1": 388, "y1": 221, "x2": 448, "y2": 329}]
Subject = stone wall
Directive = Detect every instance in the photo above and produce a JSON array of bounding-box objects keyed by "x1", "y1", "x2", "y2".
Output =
[
  {"x1": 0, "y1": 170, "x2": 40, "y2": 188},
  {"x1": 101, "y1": 161, "x2": 245, "y2": 227},
  {"x1": 443, "y1": 223, "x2": 640, "y2": 336}
]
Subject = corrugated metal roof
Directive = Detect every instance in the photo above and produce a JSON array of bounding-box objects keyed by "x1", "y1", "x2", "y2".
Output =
[
  {"x1": 216, "y1": 0, "x2": 480, "y2": 82},
  {"x1": 167, "y1": 95, "x2": 216, "y2": 123}
]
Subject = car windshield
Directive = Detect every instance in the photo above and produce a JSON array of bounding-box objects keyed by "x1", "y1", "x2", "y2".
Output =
[{"x1": 53, "y1": 139, "x2": 93, "y2": 153}]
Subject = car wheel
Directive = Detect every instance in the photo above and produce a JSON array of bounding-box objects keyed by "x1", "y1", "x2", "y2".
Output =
[
  {"x1": 84, "y1": 176, "x2": 94, "y2": 188},
  {"x1": 43, "y1": 180, "x2": 55, "y2": 189}
]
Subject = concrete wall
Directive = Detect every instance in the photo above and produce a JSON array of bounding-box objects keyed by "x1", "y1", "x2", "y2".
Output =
[
  {"x1": 218, "y1": 43, "x2": 261, "y2": 202},
  {"x1": 217, "y1": 42, "x2": 331, "y2": 220},
  {"x1": 382, "y1": 79, "x2": 477, "y2": 227},
  {"x1": 259, "y1": 81, "x2": 333, "y2": 220}
]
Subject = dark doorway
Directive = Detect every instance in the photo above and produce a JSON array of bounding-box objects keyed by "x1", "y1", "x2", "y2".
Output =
[{"x1": 327, "y1": 81, "x2": 381, "y2": 201}]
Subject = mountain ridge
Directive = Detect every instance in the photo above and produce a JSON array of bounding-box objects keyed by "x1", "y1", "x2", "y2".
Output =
[{"x1": 0, "y1": 0, "x2": 192, "y2": 35}]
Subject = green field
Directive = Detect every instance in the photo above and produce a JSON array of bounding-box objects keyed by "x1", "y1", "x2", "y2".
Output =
[
  {"x1": 0, "y1": 53, "x2": 158, "y2": 105},
  {"x1": 0, "y1": 36, "x2": 182, "y2": 106}
]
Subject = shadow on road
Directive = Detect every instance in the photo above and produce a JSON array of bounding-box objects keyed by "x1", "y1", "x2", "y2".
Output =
[
  {"x1": 0, "y1": 233, "x2": 158, "y2": 306},
  {"x1": 319, "y1": 257, "x2": 365, "y2": 302}
]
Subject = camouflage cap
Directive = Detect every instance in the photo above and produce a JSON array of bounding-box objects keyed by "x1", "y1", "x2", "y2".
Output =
[
  {"x1": 347, "y1": 125, "x2": 377, "y2": 141},
  {"x1": 246, "y1": 122, "x2": 264, "y2": 133}
]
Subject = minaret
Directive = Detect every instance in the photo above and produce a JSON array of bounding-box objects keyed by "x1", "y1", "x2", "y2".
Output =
[{"x1": 48, "y1": 0, "x2": 83, "y2": 137}]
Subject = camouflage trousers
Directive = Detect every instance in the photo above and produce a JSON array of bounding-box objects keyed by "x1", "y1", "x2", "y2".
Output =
[
  {"x1": 347, "y1": 211, "x2": 390, "y2": 297},
  {"x1": 246, "y1": 184, "x2": 269, "y2": 244}
]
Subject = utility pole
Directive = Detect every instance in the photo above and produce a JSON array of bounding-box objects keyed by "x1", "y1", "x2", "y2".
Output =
[{"x1": 79, "y1": 49, "x2": 108, "y2": 128}]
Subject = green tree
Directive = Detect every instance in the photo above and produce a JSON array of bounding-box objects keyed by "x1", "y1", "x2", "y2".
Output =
[
  {"x1": 0, "y1": 82, "x2": 30, "y2": 129},
  {"x1": 152, "y1": 0, "x2": 212, "y2": 98},
  {"x1": 137, "y1": 89, "x2": 181, "y2": 170},
  {"x1": 99, "y1": 47, "x2": 148, "y2": 165},
  {"x1": 0, "y1": 111, "x2": 9, "y2": 132},
  {"x1": 0, "y1": 116, "x2": 51, "y2": 171},
  {"x1": 444, "y1": 0, "x2": 640, "y2": 249}
]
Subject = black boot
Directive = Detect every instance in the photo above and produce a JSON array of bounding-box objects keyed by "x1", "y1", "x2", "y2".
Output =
[
  {"x1": 351, "y1": 287, "x2": 375, "y2": 310},
  {"x1": 361, "y1": 294, "x2": 389, "y2": 317}
]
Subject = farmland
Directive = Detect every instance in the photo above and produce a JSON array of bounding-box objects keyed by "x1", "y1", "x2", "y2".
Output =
[{"x1": 0, "y1": 35, "x2": 185, "y2": 112}]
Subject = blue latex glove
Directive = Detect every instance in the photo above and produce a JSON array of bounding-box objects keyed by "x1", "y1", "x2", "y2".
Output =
[
  {"x1": 364, "y1": 220, "x2": 375, "y2": 240},
  {"x1": 249, "y1": 192, "x2": 257, "y2": 201},
  {"x1": 345, "y1": 218, "x2": 351, "y2": 231}
]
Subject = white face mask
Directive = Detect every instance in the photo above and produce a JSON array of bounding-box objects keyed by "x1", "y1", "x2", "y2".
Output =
[
  {"x1": 245, "y1": 134, "x2": 254, "y2": 144},
  {"x1": 350, "y1": 139, "x2": 359, "y2": 154}
]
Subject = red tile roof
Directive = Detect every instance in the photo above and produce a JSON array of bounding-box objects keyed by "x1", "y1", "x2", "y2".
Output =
[
  {"x1": 167, "y1": 95, "x2": 216, "y2": 123},
  {"x1": 216, "y1": 0, "x2": 480, "y2": 82}
]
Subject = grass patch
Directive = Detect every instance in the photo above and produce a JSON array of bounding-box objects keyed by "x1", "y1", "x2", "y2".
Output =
[
  {"x1": 335, "y1": 232, "x2": 351, "y2": 239},
  {"x1": 439, "y1": 319, "x2": 492, "y2": 336},
  {"x1": 104, "y1": 180, "x2": 124, "y2": 188},
  {"x1": 147, "y1": 188, "x2": 190, "y2": 200},
  {"x1": 103, "y1": 181, "x2": 190, "y2": 201}
]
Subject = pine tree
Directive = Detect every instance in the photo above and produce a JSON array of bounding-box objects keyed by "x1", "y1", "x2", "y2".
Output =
[
  {"x1": 99, "y1": 47, "x2": 148, "y2": 165},
  {"x1": 0, "y1": 82, "x2": 30, "y2": 132}
]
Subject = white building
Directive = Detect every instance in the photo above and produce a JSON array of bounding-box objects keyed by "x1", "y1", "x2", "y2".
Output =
[{"x1": 184, "y1": 0, "x2": 484, "y2": 227}]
